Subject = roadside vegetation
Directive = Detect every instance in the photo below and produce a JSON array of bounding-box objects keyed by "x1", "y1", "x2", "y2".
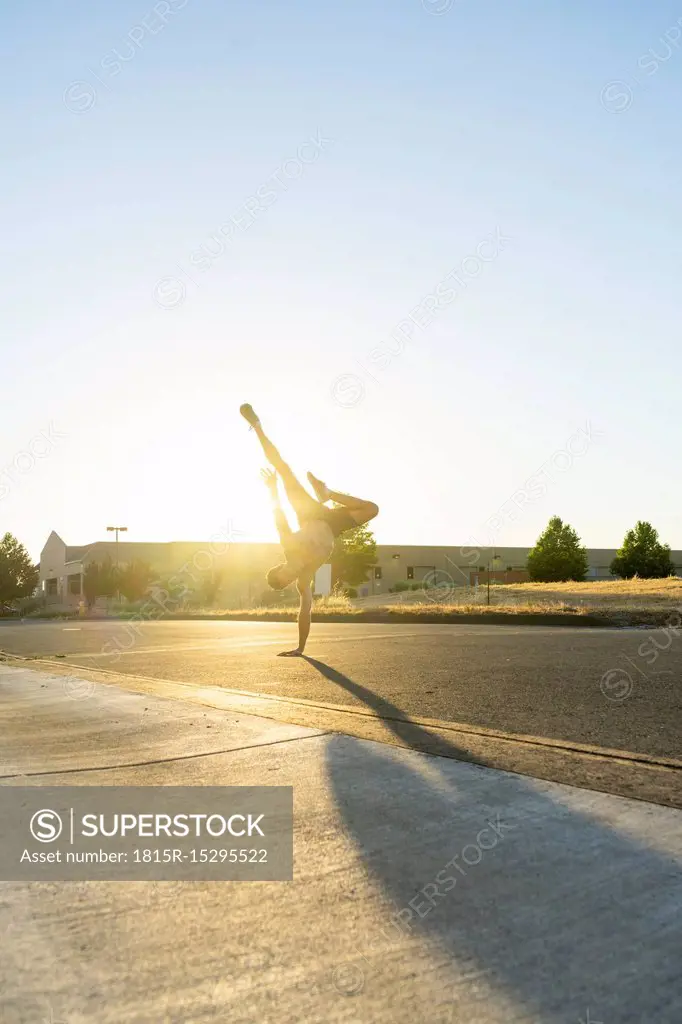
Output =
[
  {"x1": 97, "y1": 579, "x2": 682, "y2": 628},
  {"x1": 364, "y1": 576, "x2": 682, "y2": 611},
  {"x1": 7, "y1": 578, "x2": 681, "y2": 627},
  {"x1": 525, "y1": 516, "x2": 674, "y2": 582},
  {"x1": 2, "y1": 518, "x2": 679, "y2": 629},
  {"x1": 0, "y1": 533, "x2": 39, "y2": 615}
]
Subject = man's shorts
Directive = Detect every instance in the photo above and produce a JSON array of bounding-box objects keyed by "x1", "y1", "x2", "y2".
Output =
[{"x1": 308, "y1": 506, "x2": 357, "y2": 538}]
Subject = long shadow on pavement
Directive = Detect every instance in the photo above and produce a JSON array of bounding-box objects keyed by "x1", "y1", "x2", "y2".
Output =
[{"x1": 303, "y1": 656, "x2": 682, "y2": 1023}]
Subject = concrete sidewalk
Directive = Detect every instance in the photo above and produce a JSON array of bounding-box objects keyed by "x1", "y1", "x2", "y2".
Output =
[{"x1": 1, "y1": 663, "x2": 681, "y2": 1024}]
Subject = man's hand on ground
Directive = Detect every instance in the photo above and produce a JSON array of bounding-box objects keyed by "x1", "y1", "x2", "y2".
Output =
[{"x1": 277, "y1": 649, "x2": 304, "y2": 657}]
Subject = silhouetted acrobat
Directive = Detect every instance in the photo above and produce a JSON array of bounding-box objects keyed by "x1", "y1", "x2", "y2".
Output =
[{"x1": 240, "y1": 404, "x2": 378, "y2": 656}]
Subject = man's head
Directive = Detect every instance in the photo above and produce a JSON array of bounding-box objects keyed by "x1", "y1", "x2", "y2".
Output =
[{"x1": 266, "y1": 562, "x2": 299, "y2": 591}]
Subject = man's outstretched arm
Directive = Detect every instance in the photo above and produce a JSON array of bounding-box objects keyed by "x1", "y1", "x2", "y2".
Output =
[
  {"x1": 262, "y1": 469, "x2": 293, "y2": 549},
  {"x1": 273, "y1": 507, "x2": 293, "y2": 548}
]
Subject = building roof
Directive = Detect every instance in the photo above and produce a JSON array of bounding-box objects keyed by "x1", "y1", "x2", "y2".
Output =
[
  {"x1": 65, "y1": 545, "x2": 95, "y2": 561},
  {"x1": 43, "y1": 536, "x2": 682, "y2": 569}
]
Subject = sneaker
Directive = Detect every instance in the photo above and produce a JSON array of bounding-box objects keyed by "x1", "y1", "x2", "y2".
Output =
[{"x1": 239, "y1": 404, "x2": 260, "y2": 429}]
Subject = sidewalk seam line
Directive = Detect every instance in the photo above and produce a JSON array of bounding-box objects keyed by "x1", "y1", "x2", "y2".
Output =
[{"x1": 0, "y1": 731, "x2": 334, "y2": 780}]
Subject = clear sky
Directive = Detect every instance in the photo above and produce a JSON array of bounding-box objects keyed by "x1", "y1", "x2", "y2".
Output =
[{"x1": 3, "y1": 0, "x2": 681, "y2": 560}]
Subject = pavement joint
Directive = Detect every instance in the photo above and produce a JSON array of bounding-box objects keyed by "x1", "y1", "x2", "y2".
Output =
[{"x1": 0, "y1": 729, "x2": 333, "y2": 781}]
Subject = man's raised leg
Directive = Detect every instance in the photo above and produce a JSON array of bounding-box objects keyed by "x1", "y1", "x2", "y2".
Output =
[{"x1": 241, "y1": 405, "x2": 319, "y2": 523}]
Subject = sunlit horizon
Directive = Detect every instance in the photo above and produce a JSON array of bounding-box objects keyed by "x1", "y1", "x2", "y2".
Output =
[{"x1": 3, "y1": 1, "x2": 681, "y2": 562}]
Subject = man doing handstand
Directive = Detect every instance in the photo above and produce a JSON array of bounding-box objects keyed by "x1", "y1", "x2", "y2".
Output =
[{"x1": 240, "y1": 404, "x2": 379, "y2": 656}]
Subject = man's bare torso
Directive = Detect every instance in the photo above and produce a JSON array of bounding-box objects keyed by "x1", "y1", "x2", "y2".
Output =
[{"x1": 284, "y1": 519, "x2": 335, "y2": 578}]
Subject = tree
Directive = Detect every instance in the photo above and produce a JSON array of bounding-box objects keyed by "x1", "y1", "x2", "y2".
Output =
[
  {"x1": 82, "y1": 557, "x2": 119, "y2": 607},
  {"x1": 83, "y1": 563, "x2": 100, "y2": 608},
  {"x1": 195, "y1": 569, "x2": 224, "y2": 607},
  {"x1": 153, "y1": 574, "x2": 192, "y2": 609},
  {"x1": 97, "y1": 556, "x2": 119, "y2": 597},
  {"x1": 610, "y1": 521, "x2": 674, "y2": 579},
  {"x1": 526, "y1": 516, "x2": 588, "y2": 582},
  {"x1": 332, "y1": 522, "x2": 378, "y2": 587},
  {"x1": 0, "y1": 533, "x2": 38, "y2": 607},
  {"x1": 118, "y1": 560, "x2": 154, "y2": 602}
]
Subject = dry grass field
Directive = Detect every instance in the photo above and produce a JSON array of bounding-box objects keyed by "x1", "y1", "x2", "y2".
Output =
[
  {"x1": 356, "y1": 577, "x2": 682, "y2": 614},
  {"x1": 144, "y1": 578, "x2": 682, "y2": 627},
  {"x1": 35, "y1": 578, "x2": 677, "y2": 627}
]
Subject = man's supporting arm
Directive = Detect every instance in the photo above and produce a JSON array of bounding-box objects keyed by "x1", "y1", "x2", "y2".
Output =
[
  {"x1": 277, "y1": 576, "x2": 312, "y2": 656},
  {"x1": 296, "y1": 577, "x2": 313, "y2": 652}
]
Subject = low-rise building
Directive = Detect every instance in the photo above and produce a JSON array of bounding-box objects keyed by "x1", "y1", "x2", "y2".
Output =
[
  {"x1": 358, "y1": 544, "x2": 682, "y2": 598},
  {"x1": 39, "y1": 531, "x2": 282, "y2": 610},
  {"x1": 39, "y1": 532, "x2": 682, "y2": 608}
]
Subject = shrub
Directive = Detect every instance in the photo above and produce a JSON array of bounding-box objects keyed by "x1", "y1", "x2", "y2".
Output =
[
  {"x1": 394, "y1": 581, "x2": 410, "y2": 592},
  {"x1": 345, "y1": 587, "x2": 358, "y2": 598},
  {"x1": 257, "y1": 587, "x2": 297, "y2": 608}
]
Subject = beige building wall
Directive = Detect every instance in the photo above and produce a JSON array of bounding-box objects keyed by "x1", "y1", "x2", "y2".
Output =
[
  {"x1": 39, "y1": 533, "x2": 286, "y2": 609},
  {"x1": 365, "y1": 545, "x2": 531, "y2": 599},
  {"x1": 363, "y1": 544, "x2": 682, "y2": 598},
  {"x1": 40, "y1": 534, "x2": 682, "y2": 607},
  {"x1": 39, "y1": 532, "x2": 86, "y2": 606}
]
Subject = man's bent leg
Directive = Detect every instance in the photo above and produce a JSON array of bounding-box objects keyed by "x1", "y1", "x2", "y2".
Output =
[
  {"x1": 326, "y1": 488, "x2": 379, "y2": 527},
  {"x1": 307, "y1": 473, "x2": 377, "y2": 522}
]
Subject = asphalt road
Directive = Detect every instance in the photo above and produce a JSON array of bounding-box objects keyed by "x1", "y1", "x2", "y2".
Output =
[{"x1": 1, "y1": 619, "x2": 680, "y2": 760}]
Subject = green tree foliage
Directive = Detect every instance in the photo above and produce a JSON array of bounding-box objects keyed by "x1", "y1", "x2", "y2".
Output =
[
  {"x1": 0, "y1": 533, "x2": 38, "y2": 607},
  {"x1": 153, "y1": 574, "x2": 191, "y2": 609},
  {"x1": 82, "y1": 557, "x2": 119, "y2": 607},
  {"x1": 526, "y1": 516, "x2": 588, "y2": 582},
  {"x1": 83, "y1": 563, "x2": 99, "y2": 608},
  {"x1": 610, "y1": 521, "x2": 674, "y2": 579},
  {"x1": 118, "y1": 560, "x2": 154, "y2": 602},
  {"x1": 196, "y1": 569, "x2": 224, "y2": 607},
  {"x1": 332, "y1": 522, "x2": 378, "y2": 587}
]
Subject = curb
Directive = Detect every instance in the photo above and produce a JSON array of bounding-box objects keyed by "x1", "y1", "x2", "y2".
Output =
[{"x1": 2, "y1": 610, "x2": 679, "y2": 628}]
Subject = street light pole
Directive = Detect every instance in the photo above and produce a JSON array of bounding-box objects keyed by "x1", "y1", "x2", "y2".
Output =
[
  {"x1": 107, "y1": 526, "x2": 128, "y2": 602},
  {"x1": 106, "y1": 526, "x2": 128, "y2": 567},
  {"x1": 487, "y1": 550, "x2": 499, "y2": 606}
]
